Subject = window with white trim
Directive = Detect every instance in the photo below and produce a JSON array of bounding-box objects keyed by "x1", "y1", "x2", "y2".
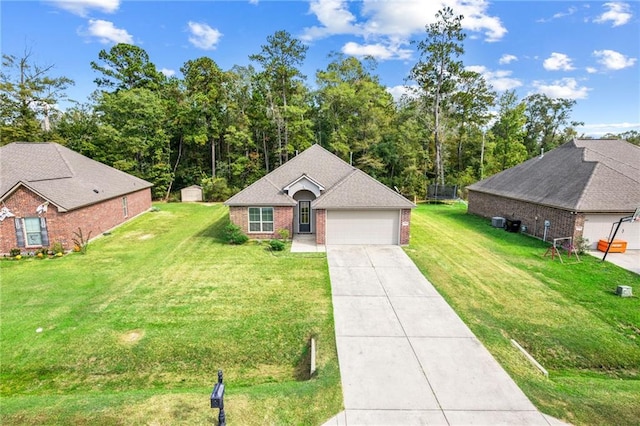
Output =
[
  {"x1": 248, "y1": 207, "x2": 274, "y2": 232},
  {"x1": 122, "y1": 196, "x2": 128, "y2": 217},
  {"x1": 14, "y1": 217, "x2": 49, "y2": 248}
]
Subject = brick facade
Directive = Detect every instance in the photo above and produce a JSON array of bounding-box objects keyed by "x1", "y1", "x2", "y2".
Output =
[
  {"x1": 315, "y1": 209, "x2": 326, "y2": 244},
  {"x1": 400, "y1": 208, "x2": 411, "y2": 245},
  {"x1": 228, "y1": 206, "x2": 293, "y2": 239},
  {"x1": 229, "y1": 206, "x2": 411, "y2": 245},
  {"x1": 468, "y1": 191, "x2": 583, "y2": 243},
  {"x1": 0, "y1": 186, "x2": 151, "y2": 254}
]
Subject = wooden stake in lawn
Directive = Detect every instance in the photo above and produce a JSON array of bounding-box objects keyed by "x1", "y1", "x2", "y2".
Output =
[{"x1": 602, "y1": 207, "x2": 640, "y2": 262}]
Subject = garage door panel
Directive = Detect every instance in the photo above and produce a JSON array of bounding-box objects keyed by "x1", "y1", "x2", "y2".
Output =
[
  {"x1": 583, "y1": 214, "x2": 640, "y2": 250},
  {"x1": 326, "y1": 210, "x2": 399, "y2": 245}
]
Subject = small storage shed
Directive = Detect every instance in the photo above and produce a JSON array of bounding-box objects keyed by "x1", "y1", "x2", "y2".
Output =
[{"x1": 181, "y1": 185, "x2": 203, "y2": 202}]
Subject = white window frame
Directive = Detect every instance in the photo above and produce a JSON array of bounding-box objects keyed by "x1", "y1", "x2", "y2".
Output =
[
  {"x1": 16, "y1": 217, "x2": 49, "y2": 248},
  {"x1": 122, "y1": 196, "x2": 128, "y2": 217},
  {"x1": 248, "y1": 207, "x2": 274, "y2": 233}
]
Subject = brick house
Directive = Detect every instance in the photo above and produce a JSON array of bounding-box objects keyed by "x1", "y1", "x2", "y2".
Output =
[
  {"x1": 467, "y1": 139, "x2": 640, "y2": 250},
  {"x1": 0, "y1": 142, "x2": 153, "y2": 254},
  {"x1": 225, "y1": 144, "x2": 415, "y2": 245}
]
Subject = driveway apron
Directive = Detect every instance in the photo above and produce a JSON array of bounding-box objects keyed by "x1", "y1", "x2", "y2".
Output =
[{"x1": 325, "y1": 245, "x2": 559, "y2": 426}]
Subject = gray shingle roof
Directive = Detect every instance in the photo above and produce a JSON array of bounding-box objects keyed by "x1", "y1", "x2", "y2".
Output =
[
  {"x1": 467, "y1": 139, "x2": 640, "y2": 212},
  {"x1": 1, "y1": 142, "x2": 153, "y2": 212},
  {"x1": 313, "y1": 169, "x2": 415, "y2": 209},
  {"x1": 225, "y1": 144, "x2": 415, "y2": 209}
]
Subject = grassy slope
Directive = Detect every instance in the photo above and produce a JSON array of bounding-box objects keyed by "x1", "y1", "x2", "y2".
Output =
[
  {"x1": 0, "y1": 203, "x2": 342, "y2": 425},
  {"x1": 406, "y1": 203, "x2": 640, "y2": 426}
]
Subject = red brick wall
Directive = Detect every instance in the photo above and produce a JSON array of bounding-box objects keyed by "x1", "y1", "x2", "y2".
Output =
[
  {"x1": 400, "y1": 208, "x2": 412, "y2": 245},
  {"x1": 315, "y1": 209, "x2": 326, "y2": 244},
  {"x1": 0, "y1": 186, "x2": 151, "y2": 254},
  {"x1": 468, "y1": 191, "x2": 582, "y2": 243},
  {"x1": 228, "y1": 206, "x2": 293, "y2": 239}
]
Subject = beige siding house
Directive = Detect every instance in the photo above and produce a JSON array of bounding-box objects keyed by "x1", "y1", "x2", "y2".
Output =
[
  {"x1": 467, "y1": 139, "x2": 640, "y2": 249},
  {"x1": 225, "y1": 144, "x2": 415, "y2": 245}
]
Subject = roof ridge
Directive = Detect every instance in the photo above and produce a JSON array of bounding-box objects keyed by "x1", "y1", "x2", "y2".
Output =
[
  {"x1": 351, "y1": 168, "x2": 415, "y2": 204},
  {"x1": 52, "y1": 143, "x2": 76, "y2": 178},
  {"x1": 582, "y1": 145, "x2": 640, "y2": 182}
]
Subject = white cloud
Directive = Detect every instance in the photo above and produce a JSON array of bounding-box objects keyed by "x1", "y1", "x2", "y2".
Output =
[
  {"x1": 543, "y1": 52, "x2": 575, "y2": 71},
  {"x1": 187, "y1": 22, "x2": 222, "y2": 50},
  {"x1": 466, "y1": 65, "x2": 522, "y2": 92},
  {"x1": 301, "y1": 0, "x2": 507, "y2": 62},
  {"x1": 160, "y1": 68, "x2": 176, "y2": 77},
  {"x1": 81, "y1": 19, "x2": 133, "y2": 44},
  {"x1": 386, "y1": 84, "x2": 415, "y2": 102},
  {"x1": 536, "y1": 6, "x2": 578, "y2": 23},
  {"x1": 594, "y1": 2, "x2": 632, "y2": 27},
  {"x1": 576, "y1": 122, "x2": 640, "y2": 137},
  {"x1": 358, "y1": 0, "x2": 507, "y2": 42},
  {"x1": 532, "y1": 78, "x2": 590, "y2": 99},
  {"x1": 48, "y1": 0, "x2": 120, "y2": 17},
  {"x1": 342, "y1": 41, "x2": 411, "y2": 61},
  {"x1": 586, "y1": 66, "x2": 598, "y2": 74},
  {"x1": 300, "y1": 0, "x2": 359, "y2": 41},
  {"x1": 498, "y1": 54, "x2": 517, "y2": 65},
  {"x1": 593, "y1": 49, "x2": 637, "y2": 70}
]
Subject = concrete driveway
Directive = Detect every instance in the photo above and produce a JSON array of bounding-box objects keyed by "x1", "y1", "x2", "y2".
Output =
[
  {"x1": 323, "y1": 245, "x2": 565, "y2": 426},
  {"x1": 589, "y1": 249, "x2": 640, "y2": 275}
]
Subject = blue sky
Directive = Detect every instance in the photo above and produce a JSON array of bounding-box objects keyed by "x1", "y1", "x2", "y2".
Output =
[{"x1": 2, "y1": 0, "x2": 639, "y2": 137}]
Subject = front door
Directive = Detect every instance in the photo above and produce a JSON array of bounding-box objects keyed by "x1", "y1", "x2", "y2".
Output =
[{"x1": 299, "y1": 201, "x2": 311, "y2": 233}]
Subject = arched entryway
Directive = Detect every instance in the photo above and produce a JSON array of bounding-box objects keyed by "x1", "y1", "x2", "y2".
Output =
[{"x1": 293, "y1": 190, "x2": 316, "y2": 234}]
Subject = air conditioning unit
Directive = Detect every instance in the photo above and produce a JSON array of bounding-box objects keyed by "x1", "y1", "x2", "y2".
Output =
[{"x1": 491, "y1": 217, "x2": 506, "y2": 228}]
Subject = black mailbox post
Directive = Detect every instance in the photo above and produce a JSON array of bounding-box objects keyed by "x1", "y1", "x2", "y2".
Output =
[{"x1": 210, "y1": 370, "x2": 226, "y2": 426}]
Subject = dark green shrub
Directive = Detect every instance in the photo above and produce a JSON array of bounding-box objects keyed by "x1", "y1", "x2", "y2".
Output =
[
  {"x1": 9, "y1": 248, "x2": 21, "y2": 257},
  {"x1": 223, "y1": 223, "x2": 248, "y2": 245},
  {"x1": 202, "y1": 177, "x2": 232, "y2": 202},
  {"x1": 269, "y1": 239, "x2": 285, "y2": 251}
]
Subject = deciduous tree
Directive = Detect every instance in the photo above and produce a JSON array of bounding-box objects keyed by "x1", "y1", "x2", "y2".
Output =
[
  {"x1": 409, "y1": 7, "x2": 465, "y2": 185},
  {"x1": 1, "y1": 49, "x2": 73, "y2": 144}
]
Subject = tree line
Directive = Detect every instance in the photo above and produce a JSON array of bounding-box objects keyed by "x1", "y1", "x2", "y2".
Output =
[{"x1": 2, "y1": 8, "x2": 637, "y2": 200}]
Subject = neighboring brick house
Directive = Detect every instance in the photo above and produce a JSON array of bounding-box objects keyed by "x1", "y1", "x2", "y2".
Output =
[
  {"x1": 225, "y1": 144, "x2": 415, "y2": 245},
  {"x1": 467, "y1": 139, "x2": 640, "y2": 250},
  {"x1": 0, "y1": 142, "x2": 153, "y2": 254}
]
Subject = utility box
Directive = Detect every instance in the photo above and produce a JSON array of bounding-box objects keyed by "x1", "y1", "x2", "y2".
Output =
[
  {"x1": 616, "y1": 285, "x2": 632, "y2": 297},
  {"x1": 505, "y1": 219, "x2": 521, "y2": 233},
  {"x1": 492, "y1": 217, "x2": 505, "y2": 228},
  {"x1": 597, "y1": 239, "x2": 627, "y2": 253}
]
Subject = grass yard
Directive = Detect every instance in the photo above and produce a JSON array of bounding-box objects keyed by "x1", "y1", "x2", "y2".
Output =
[
  {"x1": 407, "y1": 203, "x2": 640, "y2": 426},
  {"x1": 0, "y1": 203, "x2": 342, "y2": 425}
]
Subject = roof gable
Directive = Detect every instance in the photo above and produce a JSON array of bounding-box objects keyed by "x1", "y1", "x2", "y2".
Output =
[
  {"x1": 468, "y1": 139, "x2": 640, "y2": 212},
  {"x1": 225, "y1": 144, "x2": 415, "y2": 209},
  {"x1": 284, "y1": 174, "x2": 325, "y2": 197},
  {"x1": 0, "y1": 142, "x2": 153, "y2": 211}
]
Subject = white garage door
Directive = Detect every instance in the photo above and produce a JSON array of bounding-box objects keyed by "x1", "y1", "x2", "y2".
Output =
[
  {"x1": 583, "y1": 214, "x2": 640, "y2": 250},
  {"x1": 326, "y1": 210, "x2": 399, "y2": 245}
]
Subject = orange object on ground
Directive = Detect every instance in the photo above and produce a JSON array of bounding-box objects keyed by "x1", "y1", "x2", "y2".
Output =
[{"x1": 597, "y1": 239, "x2": 627, "y2": 253}]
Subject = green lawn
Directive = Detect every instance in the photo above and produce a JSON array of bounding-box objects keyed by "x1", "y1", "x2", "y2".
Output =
[
  {"x1": 3, "y1": 202, "x2": 639, "y2": 425},
  {"x1": 406, "y1": 203, "x2": 640, "y2": 426},
  {"x1": 0, "y1": 203, "x2": 342, "y2": 425}
]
